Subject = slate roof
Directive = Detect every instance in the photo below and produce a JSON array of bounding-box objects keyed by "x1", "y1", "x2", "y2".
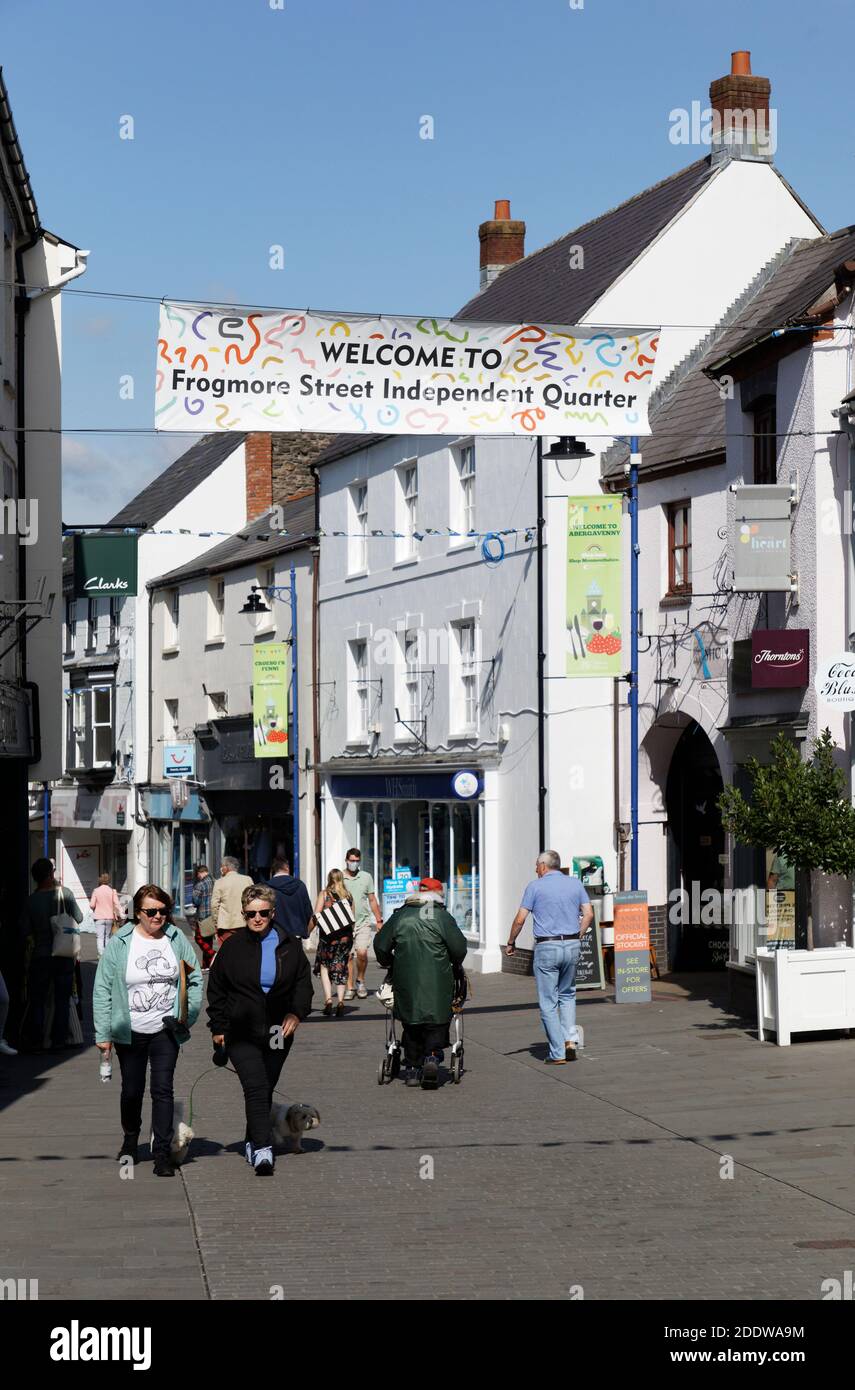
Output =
[
  {"x1": 0, "y1": 68, "x2": 39, "y2": 238},
  {"x1": 148, "y1": 488, "x2": 316, "y2": 589},
  {"x1": 108, "y1": 433, "x2": 247, "y2": 527},
  {"x1": 314, "y1": 157, "x2": 721, "y2": 469},
  {"x1": 705, "y1": 226, "x2": 855, "y2": 371}
]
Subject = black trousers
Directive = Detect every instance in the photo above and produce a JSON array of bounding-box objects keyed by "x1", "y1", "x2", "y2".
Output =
[
  {"x1": 25, "y1": 957, "x2": 75, "y2": 1049},
  {"x1": 401, "y1": 1021, "x2": 450, "y2": 1069},
  {"x1": 115, "y1": 1029, "x2": 179, "y2": 1160},
  {"x1": 228, "y1": 1036, "x2": 292, "y2": 1150}
]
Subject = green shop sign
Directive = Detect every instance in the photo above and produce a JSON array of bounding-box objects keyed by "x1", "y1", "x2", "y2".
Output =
[{"x1": 73, "y1": 534, "x2": 138, "y2": 598}]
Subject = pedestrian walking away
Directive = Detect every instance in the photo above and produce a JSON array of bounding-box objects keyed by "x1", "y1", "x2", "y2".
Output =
[
  {"x1": 210, "y1": 856, "x2": 254, "y2": 949},
  {"x1": 342, "y1": 848, "x2": 382, "y2": 1000},
  {"x1": 20, "y1": 857, "x2": 83, "y2": 1053},
  {"x1": 313, "y1": 870, "x2": 355, "y2": 1016},
  {"x1": 0, "y1": 969, "x2": 16, "y2": 1055},
  {"x1": 191, "y1": 864, "x2": 216, "y2": 970},
  {"x1": 265, "y1": 857, "x2": 315, "y2": 940},
  {"x1": 374, "y1": 877, "x2": 467, "y2": 1089},
  {"x1": 90, "y1": 872, "x2": 124, "y2": 958},
  {"x1": 506, "y1": 851, "x2": 593, "y2": 1064},
  {"x1": 92, "y1": 884, "x2": 202, "y2": 1176},
  {"x1": 207, "y1": 885, "x2": 313, "y2": 1176}
]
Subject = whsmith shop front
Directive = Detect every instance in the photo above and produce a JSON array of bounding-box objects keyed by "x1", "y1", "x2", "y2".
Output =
[{"x1": 321, "y1": 765, "x2": 495, "y2": 967}]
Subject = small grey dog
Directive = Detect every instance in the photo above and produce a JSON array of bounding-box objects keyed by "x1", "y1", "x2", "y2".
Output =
[{"x1": 270, "y1": 1102, "x2": 321, "y2": 1153}]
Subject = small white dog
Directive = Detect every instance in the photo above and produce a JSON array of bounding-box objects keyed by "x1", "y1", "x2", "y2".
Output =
[
  {"x1": 270, "y1": 1102, "x2": 321, "y2": 1154},
  {"x1": 150, "y1": 1099, "x2": 195, "y2": 1166}
]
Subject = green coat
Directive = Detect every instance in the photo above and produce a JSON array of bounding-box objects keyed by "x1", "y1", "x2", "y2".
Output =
[
  {"x1": 374, "y1": 898, "x2": 467, "y2": 1025},
  {"x1": 92, "y1": 921, "x2": 202, "y2": 1045}
]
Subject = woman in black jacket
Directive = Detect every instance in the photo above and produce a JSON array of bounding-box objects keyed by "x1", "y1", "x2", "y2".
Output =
[{"x1": 208, "y1": 884, "x2": 313, "y2": 1175}]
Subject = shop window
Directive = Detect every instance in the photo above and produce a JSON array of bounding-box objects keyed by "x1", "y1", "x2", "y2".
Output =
[
  {"x1": 348, "y1": 482, "x2": 368, "y2": 575},
  {"x1": 358, "y1": 802, "x2": 377, "y2": 883},
  {"x1": 451, "y1": 802, "x2": 479, "y2": 938},
  {"x1": 666, "y1": 502, "x2": 691, "y2": 597}
]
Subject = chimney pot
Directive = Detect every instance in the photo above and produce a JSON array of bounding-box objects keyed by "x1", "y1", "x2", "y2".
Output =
[
  {"x1": 478, "y1": 200, "x2": 526, "y2": 290},
  {"x1": 731, "y1": 50, "x2": 752, "y2": 76}
]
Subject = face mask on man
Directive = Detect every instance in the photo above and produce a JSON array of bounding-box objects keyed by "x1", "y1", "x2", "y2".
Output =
[{"x1": 346, "y1": 860, "x2": 360, "y2": 873}]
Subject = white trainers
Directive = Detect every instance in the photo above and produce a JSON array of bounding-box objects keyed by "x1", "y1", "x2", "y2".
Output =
[
  {"x1": 253, "y1": 1146, "x2": 274, "y2": 1176},
  {"x1": 0, "y1": 1039, "x2": 17, "y2": 1056},
  {"x1": 344, "y1": 988, "x2": 355, "y2": 1000},
  {"x1": 356, "y1": 982, "x2": 368, "y2": 999}
]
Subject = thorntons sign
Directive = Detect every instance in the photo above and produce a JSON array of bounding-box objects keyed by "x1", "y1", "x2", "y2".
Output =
[
  {"x1": 815, "y1": 653, "x2": 855, "y2": 712},
  {"x1": 751, "y1": 629, "x2": 809, "y2": 689}
]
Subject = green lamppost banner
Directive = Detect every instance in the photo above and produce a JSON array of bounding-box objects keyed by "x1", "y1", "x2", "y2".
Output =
[
  {"x1": 73, "y1": 534, "x2": 138, "y2": 598},
  {"x1": 253, "y1": 643, "x2": 289, "y2": 757},
  {"x1": 565, "y1": 496, "x2": 623, "y2": 676}
]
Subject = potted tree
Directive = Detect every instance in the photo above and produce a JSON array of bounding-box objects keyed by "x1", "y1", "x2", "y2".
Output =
[{"x1": 719, "y1": 730, "x2": 855, "y2": 1045}]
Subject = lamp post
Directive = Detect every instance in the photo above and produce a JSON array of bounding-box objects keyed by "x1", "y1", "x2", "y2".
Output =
[
  {"x1": 628, "y1": 437, "x2": 640, "y2": 890},
  {"x1": 241, "y1": 564, "x2": 300, "y2": 879},
  {"x1": 536, "y1": 435, "x2": 594, "y2": 850}
]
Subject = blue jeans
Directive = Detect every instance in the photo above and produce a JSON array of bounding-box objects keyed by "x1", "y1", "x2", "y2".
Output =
[{"x1": 533, "y1": 939, "x2": 581, "y2": 1060}]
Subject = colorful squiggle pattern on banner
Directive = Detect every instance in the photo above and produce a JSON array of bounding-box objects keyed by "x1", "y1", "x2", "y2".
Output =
[{"x1": 155, "y1": 305, "x2": 660, "y2": 437}]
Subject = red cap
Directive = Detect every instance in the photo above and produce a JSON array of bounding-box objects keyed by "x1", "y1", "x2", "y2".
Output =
[{"x1": 419, "y1": 877, "x2": 443, "y2": 893}]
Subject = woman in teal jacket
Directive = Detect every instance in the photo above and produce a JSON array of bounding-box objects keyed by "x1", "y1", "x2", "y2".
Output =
[{"x1": 93, "y1": 883, "x2": 202, "y2": 1176}]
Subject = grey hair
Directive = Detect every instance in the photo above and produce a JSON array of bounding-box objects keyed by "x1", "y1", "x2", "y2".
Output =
[
  {"x1": 221, "y1": 856, "x2": 240, "y2": 872},
  {"x1": 537, "y1": 850, "x2": 561, "y2": 870}
]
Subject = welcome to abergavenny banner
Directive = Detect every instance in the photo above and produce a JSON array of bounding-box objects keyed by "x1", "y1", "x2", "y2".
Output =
[{"x1": 155, "y1": 304, "x2": 660, "y2": 437}]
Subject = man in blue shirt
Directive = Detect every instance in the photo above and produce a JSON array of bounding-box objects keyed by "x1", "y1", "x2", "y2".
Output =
[{"x1": 506, "y1": 851, "x2": 593, "y2": 1064}]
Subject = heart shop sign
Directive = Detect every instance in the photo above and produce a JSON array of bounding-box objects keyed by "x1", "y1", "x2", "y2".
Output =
[{"x1": 815, "y1": 653, "x2": 855, "y2": 711}]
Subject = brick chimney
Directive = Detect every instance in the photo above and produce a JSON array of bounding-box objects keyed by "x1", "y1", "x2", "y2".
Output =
[
  {"x1": 709, "y1": 51, "x2": 774, "y2": 162},
  {"x1": 245, "y1": 433, "x2": 273, "y2": 521},
  {"x1": 479, "y1": 199, "x2": 525, "y2": 290}
]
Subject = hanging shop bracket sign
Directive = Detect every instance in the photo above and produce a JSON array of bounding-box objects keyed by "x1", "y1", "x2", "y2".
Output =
[
  {"x1": 73, "y1": 534, "x2": 138, "y2": 598},
  {"x1": 155, "y1": 304, "x2": 660, "y2": 437},
  {"x1": 731, "y1": 485, "x2": 794, "y2": 592}
]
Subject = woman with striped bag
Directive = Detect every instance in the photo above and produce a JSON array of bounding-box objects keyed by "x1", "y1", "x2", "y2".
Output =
[{"x1": 312, "y1": 870, "x2": 355, "y2": 1017}]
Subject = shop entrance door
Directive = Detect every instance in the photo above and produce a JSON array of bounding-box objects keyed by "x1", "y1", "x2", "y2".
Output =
[{"x1": 665, "y1": 722, "x2": 727, "y2": 971}]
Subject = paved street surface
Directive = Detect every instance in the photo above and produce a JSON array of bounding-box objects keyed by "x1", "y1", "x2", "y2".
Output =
[{"x1": 4, "y1": 935, "x2": 855, "y2": 1300}]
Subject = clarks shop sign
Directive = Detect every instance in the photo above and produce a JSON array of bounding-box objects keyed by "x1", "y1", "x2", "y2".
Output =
[
  {"x1": 751, "y1": 629, "x2": 809, "y2": 689},
  {"x1": 73, "y1": 535, "x2": 138, "y2": 598}
]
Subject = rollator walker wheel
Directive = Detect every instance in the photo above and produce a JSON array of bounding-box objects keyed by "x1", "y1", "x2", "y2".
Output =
[{"x1": 450, "y1": 1049, "x2": 463, "y2": 1084}]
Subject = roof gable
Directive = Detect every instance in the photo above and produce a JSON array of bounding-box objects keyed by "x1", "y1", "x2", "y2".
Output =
[
  {"x1": 109, "y1": 433, "x2": 247, "y2": 527},
  {"x1": 149, "y1": 489, "x2": 316, "y2": 589}
]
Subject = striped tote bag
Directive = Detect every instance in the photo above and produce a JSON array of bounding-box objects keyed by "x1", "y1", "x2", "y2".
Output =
[{"x1": 314, "y1": 896, "x2": 356, "y2": 941}]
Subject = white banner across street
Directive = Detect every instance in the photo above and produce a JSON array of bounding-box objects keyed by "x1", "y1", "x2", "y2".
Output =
[{"x1": 155, "y1": 304, "x2": 660, "y2": 437}]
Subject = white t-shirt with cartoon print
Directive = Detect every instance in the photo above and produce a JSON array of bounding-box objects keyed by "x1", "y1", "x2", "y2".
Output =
[{"x1": 126, "y1": 930, "x2": 180, "y2": 1035}]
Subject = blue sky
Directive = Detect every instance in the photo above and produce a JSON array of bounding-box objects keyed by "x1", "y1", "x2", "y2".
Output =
[{"x1": 4, "y1": 0, "x2": 853, "y2": 520}]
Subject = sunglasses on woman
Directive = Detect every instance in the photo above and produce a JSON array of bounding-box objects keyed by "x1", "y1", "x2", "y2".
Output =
[
  {"x1": 140, "y1": 907, "x2": 167, "y2": 918},
  {"x1": 245, "y1": 908, "x2": 272, "y2": 919}
]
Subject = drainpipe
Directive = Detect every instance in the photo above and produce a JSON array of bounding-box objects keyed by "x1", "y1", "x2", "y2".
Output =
[{"x1": 629, "y1": 438, "x2": 640, "y2": 890}]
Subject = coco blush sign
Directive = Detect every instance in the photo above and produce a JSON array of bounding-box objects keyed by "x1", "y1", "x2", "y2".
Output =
[
  {"x1": 815, "y1": 653, "x2": 855, "y2": 711},
  {"x1": 751, "y1": 629, "x2": 809, "y2": 689}
]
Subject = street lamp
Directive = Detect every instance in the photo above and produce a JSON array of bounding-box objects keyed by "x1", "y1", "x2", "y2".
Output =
[
  {"x1": 241, "y1": 570, "x2": 300, "y2": 879},
  {"x1": 536, "y1": 435, "x2": 595, "y2": 850}
]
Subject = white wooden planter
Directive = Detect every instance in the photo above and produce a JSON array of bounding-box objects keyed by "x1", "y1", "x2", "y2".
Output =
[{"x1": 755, "y1": 945, "x2": 855, "y2": 1045}]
